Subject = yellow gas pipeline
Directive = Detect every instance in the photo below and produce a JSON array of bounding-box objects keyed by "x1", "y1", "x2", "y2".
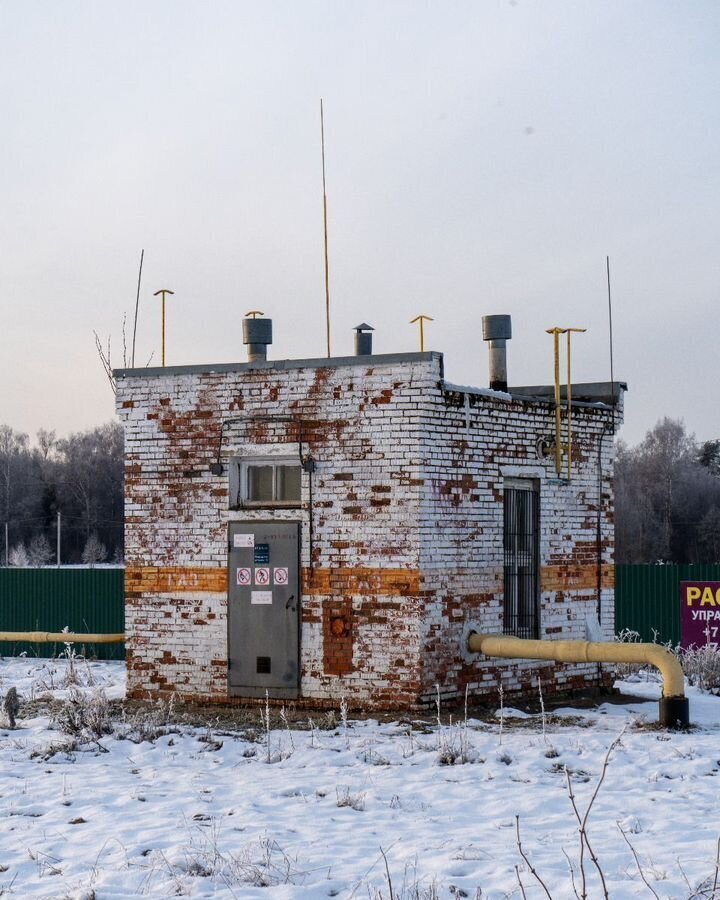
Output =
[
  {"x1": 0, "y1": 632, "x2": 124, "y2": 644},
  {"x1": 467, "y1": 632, "x2": 689, "y2": 728}
]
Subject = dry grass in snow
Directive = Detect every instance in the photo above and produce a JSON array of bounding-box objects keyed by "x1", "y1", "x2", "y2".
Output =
[{"x1": 1, "y1": 656, "x2": 720, "y2": 898}]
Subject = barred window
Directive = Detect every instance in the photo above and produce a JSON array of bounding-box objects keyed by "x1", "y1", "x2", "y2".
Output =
[{"x1": 503, "y1": 478, "x2": 540, "y2": 639}]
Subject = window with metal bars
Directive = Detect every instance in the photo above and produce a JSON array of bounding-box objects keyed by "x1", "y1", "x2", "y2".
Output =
[{"x1": 503, "y1": 479, "x2": 540, "y2": 638}]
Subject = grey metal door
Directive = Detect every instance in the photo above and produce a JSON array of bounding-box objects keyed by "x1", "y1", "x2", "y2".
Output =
[{"x1": 228, "y1": 521, "x2": 300, "y2": 698}]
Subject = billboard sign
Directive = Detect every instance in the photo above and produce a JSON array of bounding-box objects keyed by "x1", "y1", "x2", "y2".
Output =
[{"x1": 680, "y1": 581, "x2": 720, "y2": 649}]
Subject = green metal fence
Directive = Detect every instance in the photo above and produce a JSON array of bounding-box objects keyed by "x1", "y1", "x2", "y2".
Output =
[
  {"x1": 0, "y1": 564, "x2": 715, "y2": 661},
  {"x1": 615, "y1": 564, "x2": 720, "y2": 646},
  {"x1": 0, "y1": 568, "x2": 125, "y2": 660}
]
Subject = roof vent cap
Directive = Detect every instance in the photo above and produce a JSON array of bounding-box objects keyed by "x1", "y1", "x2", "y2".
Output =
[
  {"x1": 482, "y1": 314, "x2": 512, "y2": 391},
  {"x1": 482, "y1": 314, "x2": 512, "y2": 342},
  {"x1": 353, "y1": 322, "x2": 374, "y2": 356},
  {"x1": 243, "y1": 311, "x2": 272, "y2": 363}
]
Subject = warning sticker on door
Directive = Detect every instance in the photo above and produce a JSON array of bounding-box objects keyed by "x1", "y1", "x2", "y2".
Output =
[
  {"x1": 254, "y1": 567, "x2": 270, "y2": 586},
  {"x1": 233, "y1": 534, "x2": 254, "y2": 548},
  {"x1": 251, "y1": 591, "x2": 273, "y2": 605},
  {"x1": 273, "y1": 567, "x2": 289, "y2": 585},
  {"x1": 236, "y1": 567, "x2": 251, "y2": 586}
]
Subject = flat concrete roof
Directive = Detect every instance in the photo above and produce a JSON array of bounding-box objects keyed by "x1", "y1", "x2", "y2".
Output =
[
  {"x1": 509, "y1": 381, "x2": 628, "y2": 405},
  {"x1": 113, "y1": 354, "x2": 625, "y2": 409},
  {"x1": 113, "y1": 351, "x2": 443, "y2": 380}
]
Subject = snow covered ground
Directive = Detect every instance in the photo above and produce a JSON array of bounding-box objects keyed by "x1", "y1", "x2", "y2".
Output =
[{"x1": 1, "y1": 658, "x2": 719, "y2": 899}]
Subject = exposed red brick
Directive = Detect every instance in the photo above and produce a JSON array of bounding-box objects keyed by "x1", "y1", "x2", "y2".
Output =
[{"x1": 116, "y1": 352, "x2": 621, "y2": 710}]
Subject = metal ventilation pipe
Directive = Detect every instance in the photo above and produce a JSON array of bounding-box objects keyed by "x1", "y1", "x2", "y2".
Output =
[
  {"x1": 353, "y1": 323, "x2": 374, "y2": 356},
  {"x1": 482, "y1": 314, "x2": 512, "y2": 391},
  {"x1": 242, "y1": 312, "x2": 272, "y2": 363}
]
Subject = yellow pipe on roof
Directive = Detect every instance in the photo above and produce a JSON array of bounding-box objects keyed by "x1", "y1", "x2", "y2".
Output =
[{"x1": 0, "y1": 632, "x2": 125, "y2": 644}]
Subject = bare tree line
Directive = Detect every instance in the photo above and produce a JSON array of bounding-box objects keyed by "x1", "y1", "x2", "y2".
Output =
[
  {"x1": 0, "y1": 422, "x2": 123, "y2": 566},
  {"x1": 615, "y1": 418, "x2": 720, "y2": 564}
]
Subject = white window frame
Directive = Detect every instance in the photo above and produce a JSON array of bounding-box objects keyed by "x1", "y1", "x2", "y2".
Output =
[{"x1": 231, "y1": 456, "x2": 302, "y2": 508}]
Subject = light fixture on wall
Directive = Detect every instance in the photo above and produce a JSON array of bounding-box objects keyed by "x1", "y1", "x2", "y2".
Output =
[{"x1": 536, "y1": 436, "x2": 554, "y2": 460}]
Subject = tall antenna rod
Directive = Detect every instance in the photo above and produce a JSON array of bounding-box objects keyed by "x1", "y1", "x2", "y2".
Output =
[
  {"x1": 153, "y1": 288, "x2": 174, "y2": 366},
  {"x1": 131, "y1": 248, "x2": 144, "y2": 367},
  {"x1": 320, "y1": 99, "x2": 331, "y2": 358},
  {"x1": 606, "y1": 255, "x2": 615, "y2": 427}
]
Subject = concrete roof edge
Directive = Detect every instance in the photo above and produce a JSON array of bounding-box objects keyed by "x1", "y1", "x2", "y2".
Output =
[
  {"x1": 113, "y1": 351, "x2": 444, "y2": 380},
  {"x1": 508, "y1": 381, "x2": 628, "y2": 404}
]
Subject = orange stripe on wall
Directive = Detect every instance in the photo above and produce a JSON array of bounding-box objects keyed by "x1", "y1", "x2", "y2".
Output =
[
  {"x1": 541, "y1": 564, "x2": 614, "y2": 592},
  {"x1": 124, "y1": 564, "x2": 613, "y2": 596},
  {"x1": 125, "y1": 567, "x2": 227, "y2": 594},
  {"x1": 302, "y1": 567, "x2": 421, "y2": 596},
  {"x1": 124, "y1": 565, "x2": 421, "y2": 596}
]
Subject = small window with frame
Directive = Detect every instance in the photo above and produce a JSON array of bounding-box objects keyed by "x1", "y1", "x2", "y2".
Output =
[{"x1": 232, "y1": 458, "x2": 301, "y2": 508}]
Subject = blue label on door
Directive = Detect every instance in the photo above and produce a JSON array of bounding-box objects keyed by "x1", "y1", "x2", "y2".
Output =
[{"x1": 254, "y1": 543, "x2": 270, "y2": 565}]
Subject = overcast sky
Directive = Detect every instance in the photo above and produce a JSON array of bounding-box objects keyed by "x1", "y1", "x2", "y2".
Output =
[{"x1": 1, "y1": 1, "x2": 718, "y2": 446}]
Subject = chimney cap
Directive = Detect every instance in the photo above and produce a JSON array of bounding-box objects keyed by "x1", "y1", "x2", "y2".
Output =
[
  {"x1": 482, "y1": 314, "x2": 512, "y2": 342},
  {"x1": 354, "y1": 322, "x2": 374, "y2": 333},
  {"x1": 242, "y1": 316, "x2": 273, "y2": 363}
]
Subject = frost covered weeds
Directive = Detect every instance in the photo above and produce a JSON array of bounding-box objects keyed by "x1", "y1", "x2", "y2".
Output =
[
  {"x1": 2, "y1": 656, "x2": 720, "y2": 896},
  {"x1": 680, "y1": 644, "x2": 720, "y2": 694},
  {"x1": 616, "y1": 628, "x2": 720, "y2": 694}
]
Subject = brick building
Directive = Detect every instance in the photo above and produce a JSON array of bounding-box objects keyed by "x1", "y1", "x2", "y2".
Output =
[{"x1": 115, "y1": 316, "x2": 624, "y2": 709}]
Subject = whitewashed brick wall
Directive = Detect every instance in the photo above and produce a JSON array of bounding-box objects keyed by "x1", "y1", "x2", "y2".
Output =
[{"x1": 116, "y1": 352, "x2": 622, "y2": 708}]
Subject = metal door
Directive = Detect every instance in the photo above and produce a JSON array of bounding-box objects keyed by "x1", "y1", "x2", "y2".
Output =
[{"x1": 228, "y1": 521, "x2": 300, "y2": 698}]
